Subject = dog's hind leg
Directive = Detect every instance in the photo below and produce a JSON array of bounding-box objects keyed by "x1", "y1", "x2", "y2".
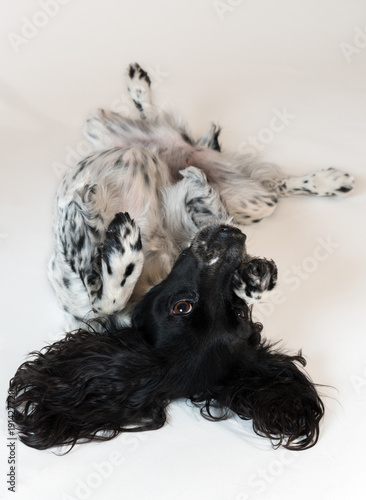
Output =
[
  {"x1": 276, "y1": 167, "x2": 355, "y2": 197},
  {"x1": 189, "y1": 148, "x2": 281, "y2": 225},
  {"x1": 221, "y1": 165, "x2": 354, "y2": 226}
]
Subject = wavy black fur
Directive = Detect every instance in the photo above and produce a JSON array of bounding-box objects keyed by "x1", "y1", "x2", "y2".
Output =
[
  {"x1": 8, "y1": 325, "x2": 324, "y2": 451},
  {"x1": 8, "y1": 328, "x2": 170, "y2": 450}
]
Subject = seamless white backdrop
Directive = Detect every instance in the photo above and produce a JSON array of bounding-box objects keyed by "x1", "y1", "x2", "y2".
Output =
[{"x1": 1, "y1": 1, "x2": 366, "y2": 499}]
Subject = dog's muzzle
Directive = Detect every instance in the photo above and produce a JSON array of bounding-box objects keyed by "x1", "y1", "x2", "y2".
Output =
[{"x1": 190, "y1": 224, "x2": 247, "y2": 270}]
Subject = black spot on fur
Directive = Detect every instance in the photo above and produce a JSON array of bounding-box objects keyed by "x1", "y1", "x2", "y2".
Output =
[
  {"x1": 117, "y1": 121, "x2": 133, "y2": 133},
  {"x1": 103, "y1": 214, "x2": 127, "y2": 274},
  {"x1": 88, "y1": 225, "x2": 101, "y2": 239},
  {"x1": 144, "y1": 172, "x2": 151, "y2": 187},
  {"x1": 137, "y1": 66, "x2": 151, "y2": 86},
  {"x1": 124, "y1": 263, "x2": 135, "y2": 278},
  {"x1": 337, "y1": 186, "x2": 352, "y2": 193},
  {"x1": 130, "y1": 239, "x2": 142, "y2": 252},
  {"x1": 76, "y1": 234, "x2": 85, "y2": 252},
  {"x1": 133, "y1": 99, "x2": 143, "y2": 113},
  {"x1": 105, "y1": 260, "x2": 113, "y2": 275},
  {"x1": 186, "y1": 197, "x2": 213, "y2": 217},
  {"x1": 197, "y1": 206, "x2": 213, "y2": 216},
  {"x1": 181, "y1": 132, "x2": 193, "y2": 145},
  {"x1": 108, "y1": 212, "x2": 132, "y2": 231},
  {"x1": 63, "y1": 278, "x2": 70, "y2": 289},
  {"x1": 105, "y1": 123, "x2": 118, "y2": 135},
  {"x1": 72, "y1": 160, "x2": 88, "y2": 181},
  {"x1": 128, "y1": 65, "x2": 135, "y2": 79},
  {"x1": 209, "y1": 126, "x2": 222, "y2": 152},
  {"x1": 152, "y1": 156, "x2": 159, "y2": 169},
  {"x1": 114, "y1": 155, "x2": 125, "y2": 168}
]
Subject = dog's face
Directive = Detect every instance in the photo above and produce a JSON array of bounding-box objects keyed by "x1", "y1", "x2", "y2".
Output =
[
  {"x1": 134, "y1": 225, "x2": 250, "y2": 344},
  {"x1": 132, "y1": 224, "x2": 259, "y2": 395}
]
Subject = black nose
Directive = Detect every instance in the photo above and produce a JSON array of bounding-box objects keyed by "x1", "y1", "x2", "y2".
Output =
[
  {"x1": 217, "y1": 225, "x2": 246, "y2": 239},
  {"x1": 190, "y1": 224, "x2": 247, "y2": 268},
  {"x1": 194, "y1": 224, "x2": 246, "y2": 244},
  {"x1": 194, "y1": 224, "x2": 246, "y2": 241}
]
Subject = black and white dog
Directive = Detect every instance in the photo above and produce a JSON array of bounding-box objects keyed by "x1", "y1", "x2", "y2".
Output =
[{"x1": 8, "y1": 64, "x2": 354, "y2": 452}]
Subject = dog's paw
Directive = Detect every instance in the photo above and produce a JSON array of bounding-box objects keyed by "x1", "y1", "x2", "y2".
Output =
[
  {"x1": 307, "y1": 168, "x2": 355, "y2": 196},
  {"x1": 128, "y1": 63, "x2": 151, "y2": 87},
  {"x1": 127, "y1": 63, "x2": 152, "y2": 116},
  {"x1": 92, "y1": 213, "x2": 144, "y2": 315},
  {"x1": 104, "y1": 213, "x2": 143, "y2": 267},
  {"x1": 234, "y1": 258, "x2": 278, "y2": 304},
  {"x1": 180, "y1": 166, "x2": 208, "y2": 185},
  {"x1": 179, "y1": 166, "x2": 230, "y2": 225}
]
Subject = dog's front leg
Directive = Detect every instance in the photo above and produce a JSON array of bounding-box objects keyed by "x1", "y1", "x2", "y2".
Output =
[
  {"x1": 163, "y1": 166, "x2": 230, "y2": 248},
  {"x1": 233, "y1": 257, "x2": 278, "y2": 304},
  {"x1": 82, "y1": 213, "x2": 144, "y2": 316}
]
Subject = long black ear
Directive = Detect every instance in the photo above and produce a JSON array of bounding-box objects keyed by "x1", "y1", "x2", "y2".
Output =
[
  {"x1": 7, "y1": 328, "x2": 169, "y2": 451},
  {"x1": 216, "y1": 342, "x2": 324, "y2": 450}
]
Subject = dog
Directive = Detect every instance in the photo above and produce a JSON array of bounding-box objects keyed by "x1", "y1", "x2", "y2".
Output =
[{"x1": 8, "y1": 63, "x2": 354, "y2": 452}]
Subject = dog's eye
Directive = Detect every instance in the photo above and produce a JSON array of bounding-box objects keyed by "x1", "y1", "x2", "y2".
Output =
[
  {"x1": 234, "y1": 307, "x2": 246, "y2": 319},
  {"x1": 171, "y1": 300, "x2": 194, "y2": 316}
]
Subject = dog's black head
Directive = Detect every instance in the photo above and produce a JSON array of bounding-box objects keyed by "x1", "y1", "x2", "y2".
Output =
[
  {"x1": 133, "y1": 224, "x2": 257, "y2": 395},
  {"x1": 8, "y1": 224, "x2": 324, "y2": 451}
]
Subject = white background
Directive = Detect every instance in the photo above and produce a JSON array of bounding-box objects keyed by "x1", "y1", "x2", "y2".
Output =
[{"x1": 1, "y1": 1, "x2": 366, "y2": 499}]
